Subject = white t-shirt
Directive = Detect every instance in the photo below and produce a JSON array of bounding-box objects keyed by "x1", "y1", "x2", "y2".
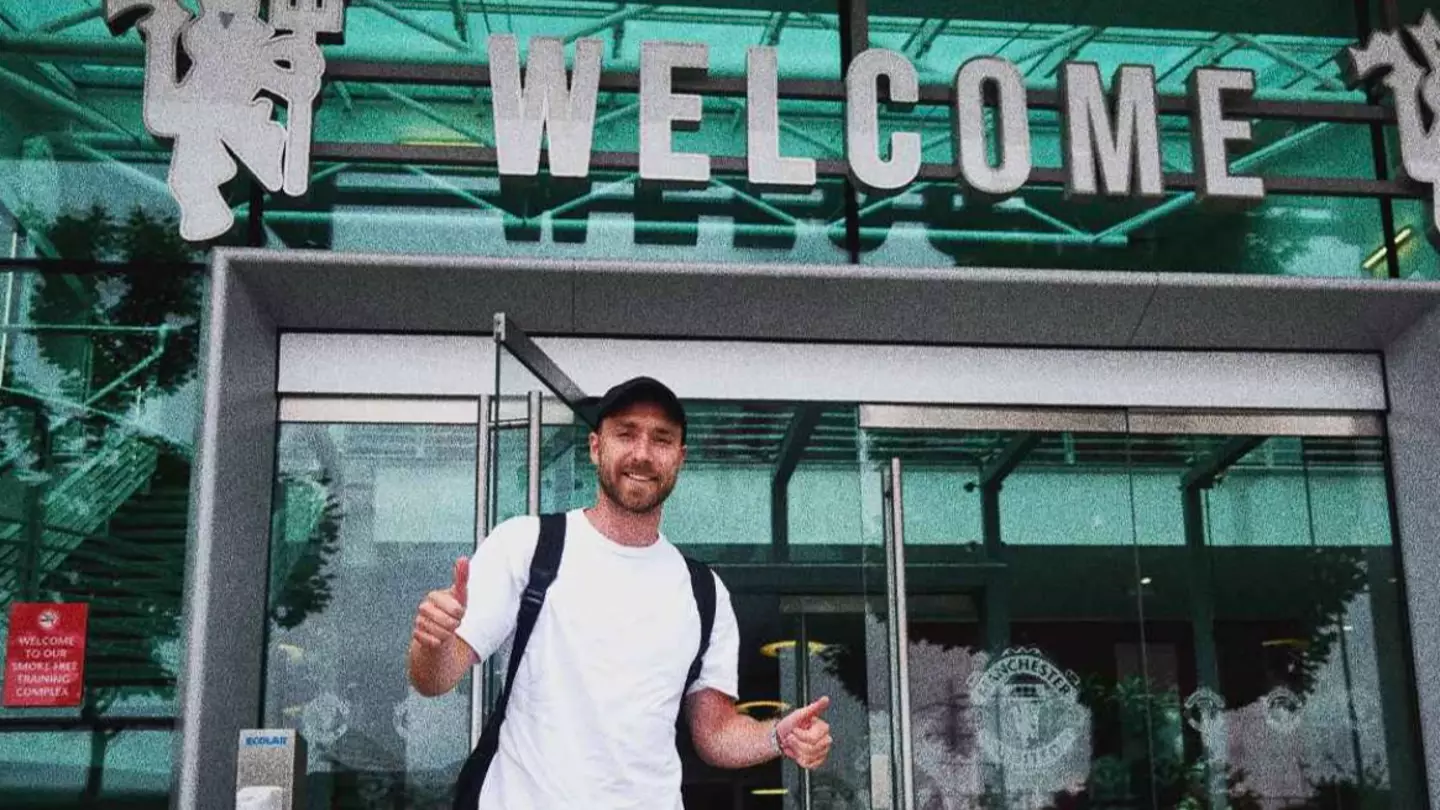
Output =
[{"x1": 455, "y1": 508, "x2": 740, "y2": 810}]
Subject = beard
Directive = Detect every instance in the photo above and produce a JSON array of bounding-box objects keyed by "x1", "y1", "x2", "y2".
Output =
[{"x1": 597, "y1": 463, "x2": 676, "y2": 515}]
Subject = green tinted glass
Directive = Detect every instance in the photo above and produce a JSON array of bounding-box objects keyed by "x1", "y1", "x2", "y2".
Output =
[
  {"x1": 0, "y1": 265, "x2": 199, "y2": 807},
  {"x1": 0, "y1": 267, "x2": 199, "y2": 721},
  {"x1": 324, "y1": 1, "x2": 841, "y2": 78},
  {"x1": 866, "y1": 0, "x2": 1363, "y2": 101},
  {"x1": 264, "y1": 163, "x2": 852, "y2": 263},
  {"x1": 0, "y1": 729, "x2": 173, "y2": 807},
  {"x1": 0, "y1": 0, "x2": 1422, "y2": 277}
]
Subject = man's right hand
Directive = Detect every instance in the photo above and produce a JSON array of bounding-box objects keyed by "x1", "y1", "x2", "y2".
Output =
[
  {"x1": 413, "y1": 557, "x2": 469, "y2": 650},
  {"x1": 408, "y1": 558, "x2": 475, "y2": 696}
]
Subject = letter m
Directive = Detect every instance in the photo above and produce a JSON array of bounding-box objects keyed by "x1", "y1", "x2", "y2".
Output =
[
  {"x1": 489, "y1": 35, "x2": 603, "y2": 177},
  {"x1": 1060, "y1": 63, "x2": 1165, "y2": 198}
]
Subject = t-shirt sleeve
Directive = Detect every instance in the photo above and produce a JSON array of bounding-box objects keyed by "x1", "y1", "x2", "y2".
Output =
[
  {"x1": 454, "y1": 515, "x2": 538, "y2": 662},
  {"x1": 686, "y1": 570, "x2": 740, "y2": 700}
]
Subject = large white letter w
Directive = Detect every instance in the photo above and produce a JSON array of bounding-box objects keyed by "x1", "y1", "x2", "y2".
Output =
[{"x1": 489, "y1": 35, "x2": 603, "y2": 178}]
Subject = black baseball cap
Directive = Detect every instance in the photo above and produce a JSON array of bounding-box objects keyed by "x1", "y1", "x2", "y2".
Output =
[{"x1": 584, "y1": 376, "x2": 687, "y2": 441}]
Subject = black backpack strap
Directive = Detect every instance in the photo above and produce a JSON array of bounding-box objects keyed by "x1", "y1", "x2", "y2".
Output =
[
  {"x1": 452, "y1": 513, "x2": 566, "y2": 810},
  {"x1": 681, "y1": 554, "x2": 716, "y2": 695},
  {"x1": 675, "y1": 554, "x2": 717, "y2": 769},
  {"x1": 497, "y1": 513, "x2": 566, "y2": 715}
]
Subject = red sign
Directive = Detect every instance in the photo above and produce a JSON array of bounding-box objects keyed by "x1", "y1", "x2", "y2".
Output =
[{"x1": 4, "y1": 603, "x2": 88, "y2": 708}]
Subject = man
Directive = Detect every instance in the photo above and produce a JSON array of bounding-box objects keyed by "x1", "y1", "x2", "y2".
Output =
[{"x1": 407, "y1": 376, "x2": 833, "y2": 808}]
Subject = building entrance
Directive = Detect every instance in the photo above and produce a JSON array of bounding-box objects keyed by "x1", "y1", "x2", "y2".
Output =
[{"x1": 259, "y1": 316, "x2": 1424, "y2": 809}]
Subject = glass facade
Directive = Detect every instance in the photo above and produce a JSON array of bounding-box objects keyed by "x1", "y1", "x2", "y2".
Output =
[
  {"x1": 254, "y1": 392, "x2": 1427, "y2": 808},
  {"x1": 0, "y1": 0, "x2": 1422, "y2": 273},
  {"x1": 0, "y1": 0, "x2": 1433, "y2": 808},
  {"x1": 265, "y1": 421, "x2": 478, "y2": 807},
  {"x1": 0, "y1": 264, "x2": 202, "y2": 806}
]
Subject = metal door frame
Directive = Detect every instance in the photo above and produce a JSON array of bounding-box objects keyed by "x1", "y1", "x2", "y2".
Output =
[{"x1": 180, "y1": 247, "x2": 1440, "y2": 810}]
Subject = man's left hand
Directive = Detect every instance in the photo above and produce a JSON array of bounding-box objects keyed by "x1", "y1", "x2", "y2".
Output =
[{"x1": 775, "y1": 696, "x2": 832, "y2": 769}]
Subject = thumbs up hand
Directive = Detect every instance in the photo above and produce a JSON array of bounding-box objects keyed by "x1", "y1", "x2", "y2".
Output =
[
  {"x1": 450, "y1": 557, "x2": 469, "y2": 605},
  {"x1": 774, "y1": 696, "x2": 833, "y2": 770},
  {"x1": 413, "y1": 558, "x2": 470, "y2": 650}
]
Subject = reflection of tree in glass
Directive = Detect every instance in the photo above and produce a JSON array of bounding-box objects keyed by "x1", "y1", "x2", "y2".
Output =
[
  {"x1": 20, "y1": 204, "x2": 206, "y2": 419},
  {"x1": 269, "y1": 472, "x2": 344, "y2": 630},
  {"x1": 2, "y1": 203, "x2": 213, "y2": 804},
  {"x1": 1285, "y1": 549, "x2": 1369, "y2": 700},
  {"x1": 1282, "y1": 758, "x2": 1391, "y2": 809}
]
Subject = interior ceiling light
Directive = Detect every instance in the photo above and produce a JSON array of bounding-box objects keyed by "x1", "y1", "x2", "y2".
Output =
[
  {"x1": 760, "y1": 640, "x2": 830, "y2": 658},
  {"x1": 737, "y1": 700, "x2": 789, "y2": 713},
  {"x1": 398, "y1": 137, "x2": 478, "y2": 147},
  {"x1": 1262, "y1": 638, "x2": 1311, "y2": 650},
  {"x1": 751, "y1": 788, "x2": 789, "y2": 796},
  {"x1": 1362, "y1": 226, "x2": 1416, "y2": 273}
]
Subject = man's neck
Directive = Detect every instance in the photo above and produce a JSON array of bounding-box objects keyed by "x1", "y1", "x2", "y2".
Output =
[{"x1": 584, "y1": 498, "x2": 662, "y2": 547}]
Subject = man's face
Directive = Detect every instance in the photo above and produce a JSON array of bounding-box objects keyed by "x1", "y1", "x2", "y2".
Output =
[{"x1": 589, "y1": 401, "x2": 686, "y2": 515}]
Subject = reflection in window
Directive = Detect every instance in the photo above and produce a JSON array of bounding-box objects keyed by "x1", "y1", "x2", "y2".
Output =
[
  {"x1": 875, "y1": 426, "x2": 1423, "y2": 809},
  {"x1": 264, "y1": 422, "x2": 478, "y2": 807},
  {"x1": 0, "y1": 265, "x2": 201, "y2": 806},
  {"x1": 0, "y1": 729, "x2": 173, "y2": 807}
]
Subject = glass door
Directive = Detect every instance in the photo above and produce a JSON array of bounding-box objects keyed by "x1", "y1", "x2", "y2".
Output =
[
  {"x1": 262, "y1": 398, "x2": 486, "y2": 809},
  {"x1": 481, "y1": 315, "x2": 594, "y2": 727},
  {"x1": 860, "y1": 405, "x2": 1426, "y2": 810},
  {"x1": 862, "y1": 407, "x2": 1154, "y2": 810},
  {"x1": 489, "y1": 318, "x2": 902, "y2": 810}
]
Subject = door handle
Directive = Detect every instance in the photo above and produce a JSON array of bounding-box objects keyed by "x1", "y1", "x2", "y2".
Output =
[{"x1": 883, "y1": 457, "x2": 915, "y2": 810}]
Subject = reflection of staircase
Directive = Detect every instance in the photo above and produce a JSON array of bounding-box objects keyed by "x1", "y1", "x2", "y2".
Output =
[
  {"x1": 0, "y1": 433, "x2": 160, "y2": 613},
  {"x1": 49, "y1": 481, "x2": 189, "y2": 690}
]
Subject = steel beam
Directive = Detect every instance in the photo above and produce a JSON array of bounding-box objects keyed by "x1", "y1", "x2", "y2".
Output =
[
  {"x1": 1024, "y1": 27, "x2": 1102, "y2": 80},
  {"x1": 770, "y1": 405, "x2": 824, "y2": 562},
  {"x1": 405, "y1": 164, "x2": 515, "y2": 218},
  {"x1": 1231, "y1": 34, "x2": 1347, "y2": 92},
  {"x1": 448, "y1": 0, "x2": 472, "y2": 43},
  {"x1": 1181, "y1": 435, "x2": 1267, "y2": 492},
  {"x1": 977, "y1": 433, "x2": 1041, "y2": 489},
  {"x1": 1157, "y1": 36, "x2": 1240, "y2": 86},
  {"x1": 975, "y1": 432, "x2": 1038, "y2": 660},
  {"x1": 535, "y1": 173, "x2": 638, "y2": 221},
  {"x1": 712, "y1": 179, "x2": 802, "y2": 226},
  {"x1": 562, "y1": 5, "x2": 657, "y2": 43},
  {"x1": 760, "y1": 11, "x2": 790, "y2": 47},
  {"x1": 233, "y1": 163, "x2": 352, "y2": 218},
  {"x1": 375, "y1": 83, "x2": 492, "y2": 146},
  {"x1": 902, "y1": 18, "x2": 945, "y2": 59},
  {"x1": 0, "y1": 32, "x2": 1395, "y2": 121},
  {"x1": 358, "y1": 0, "x2": 472, "y2": 52},
  {"x1": 0, "y1": 9, "x2": 77, "y2": 99},
  {"x1": 1012, "y1": 198, "x2": 1090, "y2": 237},
  {"x1": 493, "y1": 313, "x2": 591, "y2": 418},
  {"x1": 1005, "y1": 26, "x2": 1097, "y2": 69},
  {"x1": 39, "y1": 6, "x2": 104, "y2": 35},
  {"x1": 1182, "y1": 483, "x2": 1224, "y2": 806},
  {"x1": 0, "y1": 64, "x2": 136, "y2": 141}
]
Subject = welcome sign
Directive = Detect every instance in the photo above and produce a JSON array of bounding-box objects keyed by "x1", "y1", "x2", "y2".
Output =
[{"x1": 106, "y1": 1, "x2": 1439, "y2": 248}]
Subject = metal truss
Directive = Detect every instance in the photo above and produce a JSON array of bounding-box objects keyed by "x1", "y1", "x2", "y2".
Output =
[{"x1": 0, "y1": 0, "x2": 1422, "y2": 254}]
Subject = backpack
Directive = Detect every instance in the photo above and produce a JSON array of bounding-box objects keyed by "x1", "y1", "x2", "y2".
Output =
[{"x1": 451, "y1": 513, "x2": 718, "y2": 810}]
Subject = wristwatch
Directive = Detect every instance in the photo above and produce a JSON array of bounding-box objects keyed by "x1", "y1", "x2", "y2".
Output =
[{"x1": 770, "y1": 720, "x2": 784, "y2": 757}]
